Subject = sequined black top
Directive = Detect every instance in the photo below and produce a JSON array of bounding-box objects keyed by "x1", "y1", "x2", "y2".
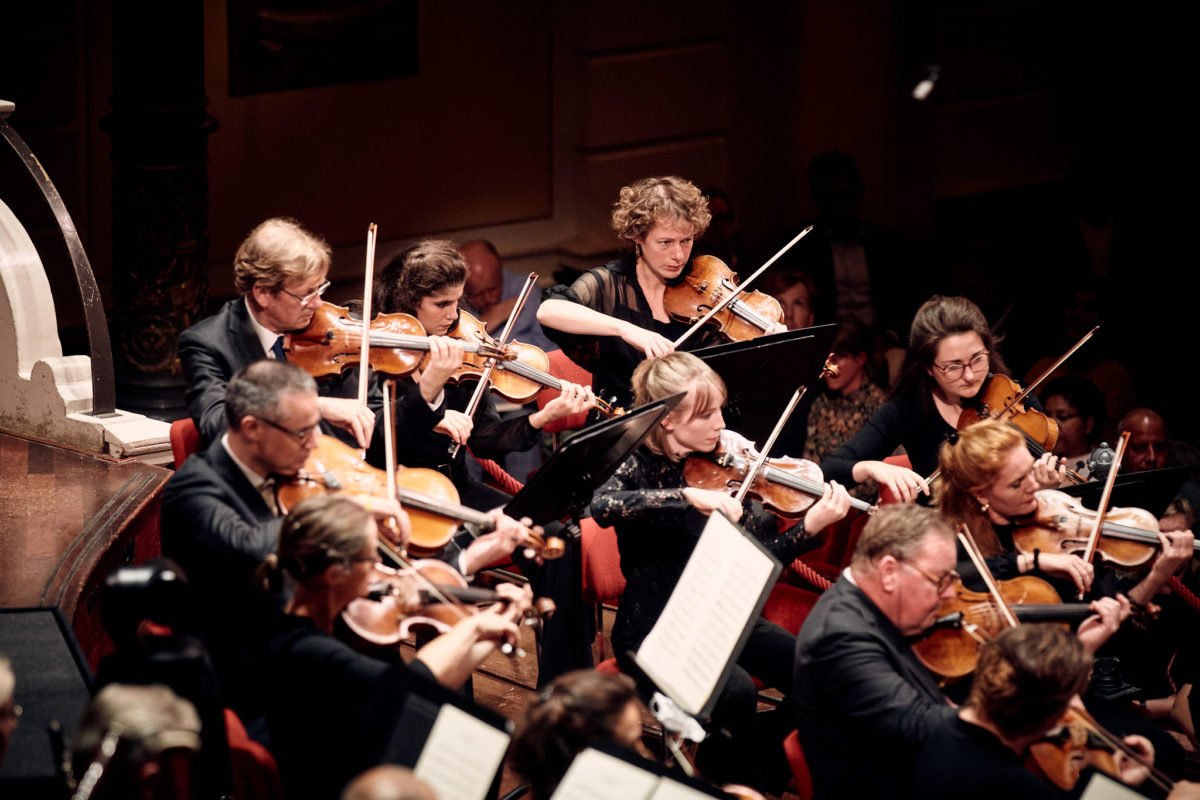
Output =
[{"x1": 591, "y1": 446, "x2": 820, "y2": 657}]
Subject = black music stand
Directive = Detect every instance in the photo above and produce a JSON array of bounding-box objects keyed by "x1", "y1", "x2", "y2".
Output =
[
  {"x1": 693, "y1": 324, "x2": 838, "y2": 451},
  {"x1": 504, "y1": 394, "x2": 684, "y2": 525},
  {"x1": 1060, "y1": 466, "x2": 1190, "y2": 518},
  {"x1": 500, "y1": 395, "x2": 683, "y2": 674}
]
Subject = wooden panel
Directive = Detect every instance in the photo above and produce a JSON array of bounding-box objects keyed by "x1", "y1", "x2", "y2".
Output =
[
  {"x1": 584, "y1": 43, "x2": 728, "y2": 149},
  {"x1": 578, "y1": 0, "x2": 727, "y2": 51},
  {"x1": 203, "y1": 0, "x2": 555, "y2": 261},
  {"x1": 0, "y1": 430, "x2": 170, "y2": 670},
  {"x1": 567, "y1": 138, "x2": 729, "y2": 257}
]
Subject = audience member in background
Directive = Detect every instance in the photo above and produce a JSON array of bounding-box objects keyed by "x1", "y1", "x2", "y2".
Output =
[
  {"x1": 771, "y1": 150, "x2": 919, "y2": 340},
  {"x1": 1040, "y1": 375, "x2": 1107, "y2": 480},
  {"x1": 695, "y1": 187, "x2": 743, "y2": 269},
  {"x1": 460, "y1": 238, "x2": 557, "y2": 353},
  {"x1": 760, "y1": 270, "x2": 816, "y2": 331},
  {"x1": 70, "y1": 683, "x2": 203, "y2": 800},
  {"x1": 805, "y1": 315, "x2": 888, "y2": 504}
]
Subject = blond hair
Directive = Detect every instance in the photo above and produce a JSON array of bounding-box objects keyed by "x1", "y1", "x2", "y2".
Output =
[
  {"x1": 233, "y1": 217, "x2": 331, "y2": 295},
  {"x1": 632, "y1": 352, "x2": 726, "y2": 456}
]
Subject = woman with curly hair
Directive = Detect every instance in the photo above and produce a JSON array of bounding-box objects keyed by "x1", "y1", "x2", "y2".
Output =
[{"x1": 537, "y1": 176, "x2": 725, "y2": 411}]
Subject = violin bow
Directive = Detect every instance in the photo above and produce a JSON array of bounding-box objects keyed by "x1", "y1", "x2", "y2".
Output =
[
  {"x1": 450, "y1": 272, "x2": 539, "y2": 457},
  {"x1": 380, "y1": 379, "x2": 528, "y2": 657},
  {"x1": 957, "y1": 524, "x2": 1020, "y2": 631},
  {"x1": 356, "y1": 223, "x2": 378, "y2": 417},
  {"x1": 730, "y1": 356, "x2": 836, "y2": 506},
  {"x1": 1081, "y1": 431, "x2": 1130, "y2": 567},
  {"x1": 1001, "y1": 326, "x2": 1098, "y2": 416},
  {"x1": 922, "y1": 326, "x2": 1098, "y2": 487},
  {"x1": 672, "y1": 225, "x2": 813, "y2": 349}
]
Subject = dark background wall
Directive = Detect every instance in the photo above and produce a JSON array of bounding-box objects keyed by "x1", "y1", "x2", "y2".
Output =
[{"x1": 2, "y1": 0, "x2": 1194, "y2": 439}]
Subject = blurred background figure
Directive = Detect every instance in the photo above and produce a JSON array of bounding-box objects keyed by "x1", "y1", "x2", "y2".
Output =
[
  {"x1": 805, "y1": 315, "x2": 888, "y2": 504},
  {"x1": 0, "y1": 655, "x2": 16, "y2": 768},
  {"x1": 760, "y1": 271, "x2": 816, "y2": 331},
  {"x1": 460, "y1": 239, "x2": 557, "y2": 353},
  {"x1": 69, "y1": 683, "x2": 202, "y2": 800},
  {"x1": 508, "y1": 669, "x2": 651, "y2": 800},
  {"x1": 696, "y1": 187, "x2": 743, "y2": 269},
  {"x1": 341, "y1": 765, "x2": 437, "y2": 800},
  {"x1": 1040, "y1": 375, "x2": 1107, "y2": 479}
]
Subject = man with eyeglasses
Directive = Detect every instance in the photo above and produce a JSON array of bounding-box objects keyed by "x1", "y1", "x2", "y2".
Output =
[
  {"x1": 792, "y1": 503, "x2": 958, "y2": 800},
  {"x1": 178, "y1": 217, "x2": 378, "y2": 448},
  {"x1": 162, "y1": 359, "x2": 407, "y2": 733}
]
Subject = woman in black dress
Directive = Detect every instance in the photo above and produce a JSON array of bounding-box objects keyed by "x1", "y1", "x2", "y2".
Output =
[
  {"x1": 537, "y1": 176, "x2": 729, "y2": 411},
  {"x1": 591, "y1": 351, "x2": 850, "y2": 791}
]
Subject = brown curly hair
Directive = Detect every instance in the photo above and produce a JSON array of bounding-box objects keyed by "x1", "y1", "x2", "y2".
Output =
[{"x1": 610, "y1": 176, "x2": 711, "y2": 248}]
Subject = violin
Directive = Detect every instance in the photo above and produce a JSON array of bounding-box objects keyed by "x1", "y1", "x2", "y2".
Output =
[
  {"x1": 663, "y1": 256, "x2": 783, "y2": 342},
  {"x1": 684, "y1": 430, "x2": 876, "y2": 518},
  {"x1": 449, "y1": 311, "x2": 621, "y2": 417},
  {"x1": 1012, "y1": 489, "x2": 1199, "y2": 572},
  {"x1": 283, "y1": 301, "x2": 508, "y2": 380},
  {"x1": 960, "y1": 373, "x2": 1060, "y2": 457},
  {"x1": 1028, "y1": 707, "x2": 1121, "y2": 791},
  {"x1": 339, "y1": 559, "x2": 554, "y2": 649},
  {"x1": 913, "y1": 575, "x2": 1096, "y2": 683},
  {"x1": 276, "y1": 435, "x2": 563, "y2": 559}
]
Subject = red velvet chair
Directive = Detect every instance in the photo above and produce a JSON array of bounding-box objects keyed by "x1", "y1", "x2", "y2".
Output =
[
  {"x1": 579, "y1": 517, "x2": 625, "y2": 666},
  {"x1": 877, "y1": 453, "x2": 914, "y2": 505},
  {"x1": 534, "y1": 349, "x2": 595, "y2": 437},
  {"x1": 169, "y1": 417, "x2": 203, "y2": 468},
  {"x1": 224, "y1": 709, "x2": 284, "y2": 800},
  {"x1": 783, "y1": 729, "x2": 814, "y2": 800}
]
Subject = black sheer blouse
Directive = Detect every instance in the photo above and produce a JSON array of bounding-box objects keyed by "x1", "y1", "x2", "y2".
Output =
[{"x1": 543, "y1": 256, "x2": 721, "y2": 410}]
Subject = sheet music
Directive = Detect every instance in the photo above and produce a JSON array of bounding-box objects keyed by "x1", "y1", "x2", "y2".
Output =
[
  {"x1": 549, "y1": 748, "x2": 658, "y2": 800},
  {"x1": 646, "y1": 779, "x2": 724, "y2": 800},
  {"x1": 412, "y1": 703, "x2": 510, "y2": 800},
  {"x1": 635, "y1": 511, "x2": 779, "y2": 715},
  {"x1": 1079, "y1": 773, "x2": 1145, "y2": 800}
]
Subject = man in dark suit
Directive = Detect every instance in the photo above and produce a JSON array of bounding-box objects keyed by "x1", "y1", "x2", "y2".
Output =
[
  {"x1": 179, "y1": 217, "x2": 379, "y2": 448},
  {"x1": 162, "y1": 360, "x2": 408, "y2": 725},
  {"x1": 792, "y1": 503, "x2": 958, "y2": 800}
]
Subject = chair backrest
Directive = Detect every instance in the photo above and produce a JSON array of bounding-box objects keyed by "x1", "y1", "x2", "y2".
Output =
[
  {"x1": 579, "y1": 517, "x2": 625, "y2": 605},
  {"x1": 224, "y1": 708, "x2": 284, "y2": 800},
  {"x1": 761, "y1": 582, "x2": 821, "y2": 635},
  {"x1": 877, "y1": 453, "x2": 914, "y2": 505},
  {"x1": 169, "y1": 417, "x2": 203, "y2": 468},
  {"x1": 535, "y1": 349, "x2": 594, "y2": 434},
  {"x1": 783, "y1": 730, "x2": 814, "y2": 800}
]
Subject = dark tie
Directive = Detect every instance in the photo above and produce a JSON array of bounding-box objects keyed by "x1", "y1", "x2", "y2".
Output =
[{"x1": 271, "y1": 336, "x2": 287, "y2": 362}]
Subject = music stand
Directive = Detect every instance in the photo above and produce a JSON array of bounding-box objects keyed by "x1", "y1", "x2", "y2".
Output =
[
  {"x1": 1060, "y1": 466, "x2": 1190, "y2": 518},
  {"x1": 692, "y1": 324, "x2": 838, "y2": 448},
  {"x1": 504, "y1": 394, "x2": 684, "y2": 525},
  {"x1": 359, "y1": 666, "x2": 513, "y2": 800},
  {"x1": 501, "y1": 396, "x2": 683, "y2": 674}
]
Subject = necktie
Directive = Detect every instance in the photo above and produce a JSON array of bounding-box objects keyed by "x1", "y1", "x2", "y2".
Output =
[
  {"x1": 258, "y1": 476, "x2": 280, "y2": 516},
  {"x1": 271, "y1": 336, "x2": 287, "y2": 362}
]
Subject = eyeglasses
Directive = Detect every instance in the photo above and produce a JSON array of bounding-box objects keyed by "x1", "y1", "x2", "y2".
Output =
[
  {"x1": 350, "y1": 555, "x2": 382, "y2": 565},
  {"x1": 254, "y1": 416, "x2": 320, "y2": 442},
  {"x1": 931, "y1": 351, "x2": 989, "y2": 380},
  {"x1": 901, "y1": 559, "x2": 959, "y2": 592},
  {"x1": 278, "y1": 280, "x2": 331, "y2": 305}
]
